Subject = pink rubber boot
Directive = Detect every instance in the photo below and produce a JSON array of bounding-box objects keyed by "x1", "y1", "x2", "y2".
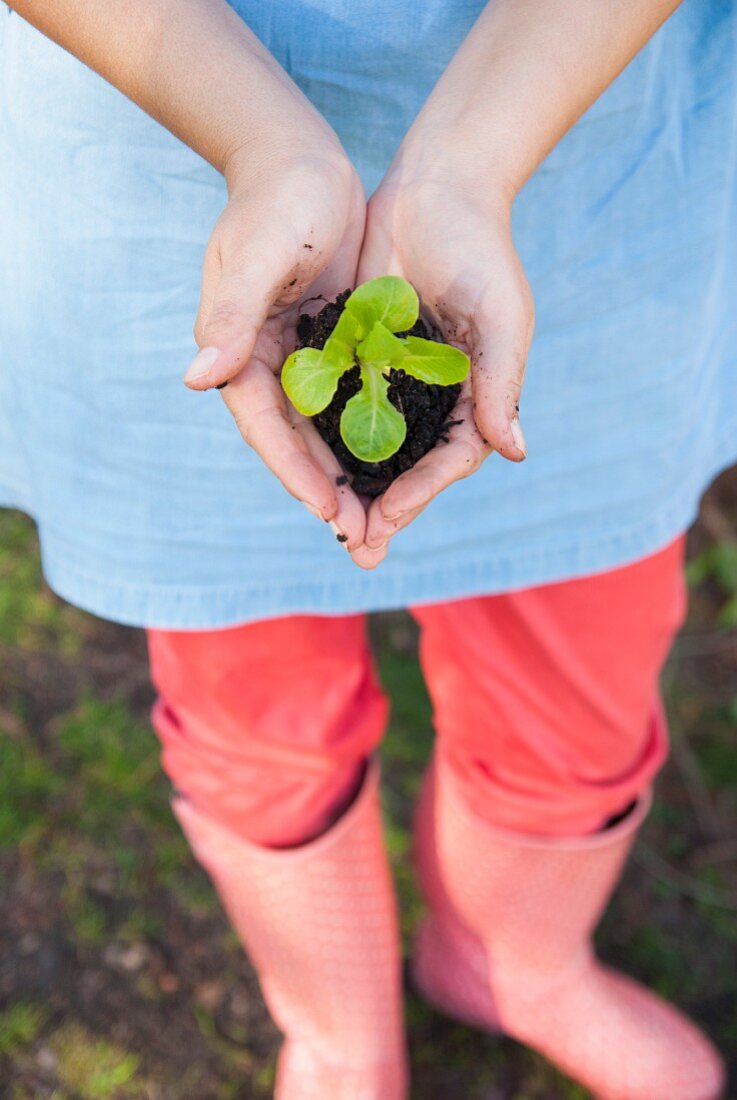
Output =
[
  {"x1": 174, "y1": 761, "x2": 408, "y2": 1100},
  {"x1": 411, "y1": 756, "x2": 725, "y2": 1100}
]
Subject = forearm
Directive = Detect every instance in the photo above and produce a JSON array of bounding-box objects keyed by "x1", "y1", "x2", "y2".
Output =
[
  {"x1": 8, "y1": 0, "x2": 340, "y2": 184},
  {"x1": 398, "y1": 0, "x2": 682, "y2": 199}
]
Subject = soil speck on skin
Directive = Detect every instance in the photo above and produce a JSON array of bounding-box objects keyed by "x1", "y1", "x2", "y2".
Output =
[
  {"x1": 438, "y1": 417, "x2": 464, "y2": 445},
  {"x1": 335, "y1": 532, "x2": 348, "y2": 543},
  {"x1": 303, "y1": 243, "x2": 313, "y2": 250},
  {"x1": 296, "y1": 291, "x2": 462, "y2": 497},
  {"x1": 288, "y1": 278, "x2": 297, "y2": 287},
  {"x1": 336, "y1": 474, "x2": 349, "y2": 486}
]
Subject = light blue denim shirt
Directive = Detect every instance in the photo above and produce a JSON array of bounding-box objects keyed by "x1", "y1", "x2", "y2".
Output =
[{"x1": 0, "y1": 1, "x2": 735, "y2": 628}]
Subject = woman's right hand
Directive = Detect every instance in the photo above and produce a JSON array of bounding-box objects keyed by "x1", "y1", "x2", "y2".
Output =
[
  {"x1": 9, "y1": 0, "x2": 370, "y2": 549},
  {"x1": 185, "y1": 140, "x2": 368, "y2": 551}
]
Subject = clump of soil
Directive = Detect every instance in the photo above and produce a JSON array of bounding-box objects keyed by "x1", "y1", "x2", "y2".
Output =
[{"x1": 295, "y1": 291, "x2": 462, "y2": 497}]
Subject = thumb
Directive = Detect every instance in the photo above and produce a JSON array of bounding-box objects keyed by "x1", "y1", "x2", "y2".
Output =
[
  {"x1": 184, "y1": 278, "x2": 263, "y2": 391},
  {"x1": 471, "y1": 281, "x2": 534, "y2": 463},
  {"x1": 184, "y1": 234, "x2": 294, "y2": 391}
]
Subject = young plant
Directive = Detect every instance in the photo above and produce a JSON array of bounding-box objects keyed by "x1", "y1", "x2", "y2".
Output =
[{"x1": 281, "y1": 276, "x2": 470, "y2": 462}]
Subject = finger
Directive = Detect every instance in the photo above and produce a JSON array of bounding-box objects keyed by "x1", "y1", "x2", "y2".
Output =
[
  {"x1": 280, "y1": 236, "x2": 367, "y2": 550},
  {"x1": 349, "y1": 539, "x2": 390, "y2": 571},
  {"x1": 291, "y1": 409, "x2": 367, "y2": 551},
  {"x1": 355, "y1": 400, "x2": 488, "y2": 554},
  {"x1": 364, "y1": 435, "x2": 485, "y2": 551},
  {"x1": 221, "y1": 357, "x2": 338, "y2": 520},
  {"x1": 185, "y1": 260, "x2": 289, "y2": 390},
  {"x1": 363, "y1": 387, "x2": 487, "y2": 526},
  {"x1": 361, "y1": 497, "x2": 423, "y2": 554},
  {"x1": 470, "y1": 285, "x2": 534, "y2": 462},
  {"x1": 194, "y1": 229, "x2": 221, "y2": 340}
]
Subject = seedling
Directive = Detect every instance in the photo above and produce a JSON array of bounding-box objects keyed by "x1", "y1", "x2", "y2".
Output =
[{"x1": 281, "y1": 276, "x2": 469, "y2": 463}]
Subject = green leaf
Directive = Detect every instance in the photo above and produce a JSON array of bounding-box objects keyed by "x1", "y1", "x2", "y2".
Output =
[
  {"x1": 400, "y1": 335, "x2": 470, "y2": 385},
  {"x1": 281, "y1": 342, "x2": 354, "y2": 416},
  {"x1": 340, "y1": 366, "x2": 406, "y2": 462},
  {"x1": 356, "y1": 321, "x2": 408, "y2": 369},
  {"x1": 330, "y1": 307, "x2": 362, "y2": 350},
  {"x1": 345, "y1": 276, "x2": 419, "y2": 336}
]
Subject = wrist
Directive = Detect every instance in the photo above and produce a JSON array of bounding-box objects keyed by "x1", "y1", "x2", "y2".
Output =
[
  {"x1": 223, "y1": 121, "x2": 352, "y2": 197},
  {"x1": 378, "y1": 127, "x2": 517, "y2": 221}
]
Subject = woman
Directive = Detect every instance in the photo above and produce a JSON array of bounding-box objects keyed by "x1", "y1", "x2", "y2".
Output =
[{"x1": 1, "y1": 1, "x2": 733, "y2": 1097}]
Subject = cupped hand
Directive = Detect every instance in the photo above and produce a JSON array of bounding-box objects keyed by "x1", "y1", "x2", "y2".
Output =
[
  {"x1": 186, "y1": 140, "x2": 367, "y2": 551},
  {"x1": 349, "y1": 166, "x2": 534, "y2": 569}
]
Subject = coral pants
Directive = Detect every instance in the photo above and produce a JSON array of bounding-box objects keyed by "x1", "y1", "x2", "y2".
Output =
[{"x1": 148, "y1": 537, "x2": 686, "y2": 848}]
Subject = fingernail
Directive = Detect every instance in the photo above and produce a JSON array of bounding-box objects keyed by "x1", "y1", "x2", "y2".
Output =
[
  {"x1": 329, "y1": 520, "x2": 349, "y2": 545},
  {"x1": 510, "y1": 417, "x2": 527, "y2": 457},
  {"x1": 305, "y1": 503, "x2": 325, "y2": 521},
  {"x1": 366, "y1": 539, "x2": 388, "y2": 552},
  {"x1": 184, "y1": 346, "x2": 220, "y2": 385},
  {"x1": 381, "y1": 508, "x2": 406, "y2": 524}
]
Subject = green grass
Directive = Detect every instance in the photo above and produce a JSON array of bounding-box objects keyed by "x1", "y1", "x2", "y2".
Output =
[
  {"x1": 0, "y1": 1003, "x2": 49, "y2": 1058},
  {"x1": 0, "y1": 731, "x2": 62, "y2": 848},
  {"x1": 687, "y1": 541, "x2": 737, "y2": 626},
  {"x1": 49, "y1": 1023, "x2": 143, "y2": 1098},
  {"x1": 0, "y1": 511, "x2": 85, "y2": 652}
]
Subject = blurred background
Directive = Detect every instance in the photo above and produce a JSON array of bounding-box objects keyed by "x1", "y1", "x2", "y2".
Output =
[{"x1": 1, "y1": 472, "x2": 736, "y2": 1100}]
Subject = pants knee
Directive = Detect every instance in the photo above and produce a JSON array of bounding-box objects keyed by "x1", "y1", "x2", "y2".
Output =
[
  {"x1": 439, "y1": 701, "x2": 669, "y2": 837},
  {"x1": 414, "y1": 539, "x2": 684, "y2": 837},
  {"x1": 147, "y1": 615, "x2": 388, "y2": 846}
]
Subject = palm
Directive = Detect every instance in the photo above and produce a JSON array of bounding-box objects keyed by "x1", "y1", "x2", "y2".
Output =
[
  {"x1": 350, "y1": 181, "x2": 533, "y2": 567},
  {"x1": 193, "y1": 158, "x2": 370, "y2": 551}
]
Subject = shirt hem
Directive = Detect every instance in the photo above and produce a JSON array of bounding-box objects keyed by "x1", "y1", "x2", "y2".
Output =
[{"x1": 2, "y1": 445, "x2": 736, "y2": 631}]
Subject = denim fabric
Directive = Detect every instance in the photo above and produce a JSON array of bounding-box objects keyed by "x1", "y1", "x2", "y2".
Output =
[{"x1": 0, "y1": 2, "x2": 735, "y2": 627}]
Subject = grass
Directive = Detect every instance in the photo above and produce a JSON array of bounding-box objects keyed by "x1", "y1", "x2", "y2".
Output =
[
  {"x1": 0, "y1": 1003, "x2": 49, "y2": 1059},
  {"x1": 1, "y1": 501, "x2": 736, "y2": 1098},
  {"x1": 48, "y1": 1024, "x2": 143, "y2": 1098}
]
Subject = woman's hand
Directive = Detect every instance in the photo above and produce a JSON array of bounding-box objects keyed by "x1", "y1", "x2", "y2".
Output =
[
  {"x1": 350, "y1": 163, "x2": 533, "y2": 569},
  {"x1": 186, "y1": 144, "x2": 369, "y2": 551},
  {"x1": 345, "y1": 0, "x2": 681, "y2": 569},
  {"x1": 9, "y1": 0, "x2": 371, "y2": 550}
]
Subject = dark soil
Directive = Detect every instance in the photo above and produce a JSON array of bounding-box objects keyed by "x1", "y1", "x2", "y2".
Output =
[{"x1": 296, "y1": 291, "x2": 462, "y2": 497}]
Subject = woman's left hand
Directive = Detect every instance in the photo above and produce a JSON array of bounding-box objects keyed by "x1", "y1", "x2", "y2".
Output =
[{"x1": 350, "y1": 159, "x2": 534, "y2": 569}]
